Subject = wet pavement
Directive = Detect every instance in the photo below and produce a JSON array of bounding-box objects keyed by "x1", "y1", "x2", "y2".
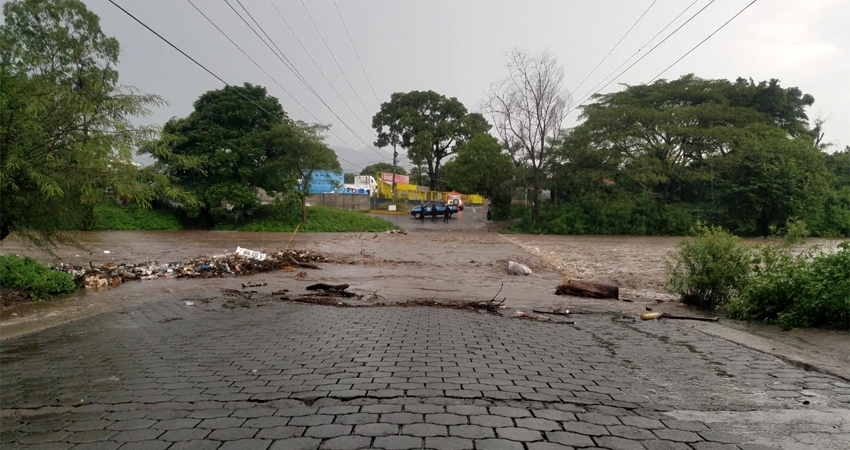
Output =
[{"x1": 2, "y1": 296, "x2": 850, "y2": 450}]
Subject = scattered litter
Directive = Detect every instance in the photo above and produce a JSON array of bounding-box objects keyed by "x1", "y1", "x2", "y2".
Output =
[
  {"x1": 103, "y1": 250, "x2": 111, "y2": 254},
  {"x1": 555, "y1": 279, "x2": 619, "y2": 299},
  {"x1": 306, "y1": 283, "x2": 356, "y2": 297},
  {"x1": 515, "y1": 311, "x2": 527, "y2": 317},
  {"x1": 507, "y1": 261, "x2": 532, "y2": 276},
  {"x1": 241, "y1": 282, "x2": 267, "y2": 288},
  {"x1": 641, "y1": 312, "x2": 663, "y2": 320},
  {"x1": 185, "y1": 301, "x2": 194, "y2": 306},
  {"x1": 385, "y1": 229, "x2": 407, "y2": 235},
  {"x1": 533, "y1": 309, "x2": 570, "y2": 316}
]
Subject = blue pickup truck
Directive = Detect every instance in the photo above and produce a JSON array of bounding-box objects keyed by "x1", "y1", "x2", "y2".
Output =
[{"x1": 411, "y1": 201, "x2": 459, "y2": 220}]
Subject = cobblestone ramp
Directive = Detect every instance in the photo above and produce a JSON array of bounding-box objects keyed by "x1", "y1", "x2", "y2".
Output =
[{"x1": 2, "y1": 298, "x2": 849, "y2": 450}]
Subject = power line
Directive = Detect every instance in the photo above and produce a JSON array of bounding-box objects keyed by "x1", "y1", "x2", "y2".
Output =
[
  {"x1": 297, "y1": 0, "x2": 373, "y2": 116},
  {"x1": 264, "y1": 0, "x2": 374, "y2": 134},
  {"x1": 332, "y1": 0, "x2": 380, "y2": 104},
  {"x1": 185, "y1": 0, "x2": 370, "y2": 168},
  {"x1": 223, "y1": 0, "x2": 387, "y2": 160},
  {"x1": 574, "y1": 0, "x2": 700, "y2": 106},
  {"x1": 106, "y1": 0, "x2": 361, "y2": 169},
  {"x1": 650, "y1": 0, "x2": 759, "y2": 82},
  {"x1": 567, "y1": 0, "x2": 718, "y2": 115},
  {"x1": 572, "y1": 0, "x2": 659, "y2": 94}
]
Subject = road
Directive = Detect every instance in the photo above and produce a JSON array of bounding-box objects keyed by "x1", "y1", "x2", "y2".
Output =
[{"x1": 370, "y1": 205, "x2": 491, "y2": 232}]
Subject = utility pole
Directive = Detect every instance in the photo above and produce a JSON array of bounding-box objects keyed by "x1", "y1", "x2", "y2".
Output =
[{"x1": 391, "y1": 142, "x2": 398, "y2": 203}]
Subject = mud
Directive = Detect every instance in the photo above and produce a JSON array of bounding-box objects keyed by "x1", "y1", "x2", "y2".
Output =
[{"x1": 2, "y1": 230, "x2": 848, "y2": 378}]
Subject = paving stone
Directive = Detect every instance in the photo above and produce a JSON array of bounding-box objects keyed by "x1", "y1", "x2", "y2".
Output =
[
  {"x1": 334, "y1": 413, "x2": 378, "y2": 425},
  {"x1": 652, "y1": 429, "x2": 701, "y2": 443},
  {"x1": 169, "y1": 441, "x2": 222, "y2": 450},
  {"x1": 199, "y1": 418, "x2": 246, "y2": 429},
  {"x1": 372, "y1": 436, "x2": 422, "y2": 449},
  {"x1": 526, "y1": 443, "x2": 576, "y2": 450},
  {"x1": 473, "y1": 439, "x2": 524, "y2": 450},
  {"x1": 496, "y1": 427, "x2": 543, "y2": 441},
  {"x1": 661, "y1": 420, "x2": 709, "y2": 432},
  {"x1": 304, "y1": 424, "x2": 351, "y2": 439},
  {"x1": 532, "y1": 409, "x2": 576, "y2": 422},
  {"x1": 108, "y1": 420, "x2": 157, "y2": 431},
  {"x1": 593, "y1": 435, "x2": 645, "y2": 450},
  {"x1": 424, "y1": 436, "x2": 473, "y2": 450},
  {"x1": 218, "y1": 439, "x2": 271, "y2": 450},
  {"x1": 640, "y1": 441, "x2": 691, "y2": 450},
  {"x1": 267, "y1": 438, "x2": 320, "y2": 450},
  {"x1": 244, "y1": 417, "x2": 292, "y2": 429},
  {"x1": 275, "y1": 408, "x2": 318, "y2": 417},
  {"x1": 65, "y1": 421, "x2": 114, "y2": 432},
  {"x1": 545, "y1": 431, "x2": 594, "y2": 447},
  {"x1": 426, "y1": 414, "x2": 467, "y2": 426},
  {"x1": 401, "y1": 423, "x2": 447, "y2": 437},
  {"x1": 71, "y1": 442, "x2": 122, "y2": 450},
  {"x1": 354, "y1": 423, "x2": 398, "y2": 437},
  {"x1": 577, "y1": 412, "x2": 620, "y2": 426},
  {"x1": 607, "y1": 425, "x2": 656, "y2": 440},
  {"x1": 738, "y1": 445, "x2": 781, "y2": 450},
  {"x1": 65, "y1": 430, "x2": 117, "y2": 443},
  {"x1": 110, "y1": 430, "x2": 164, "y2": 442},
  {"x1": 208, "y1": 428, "x2": 259, "y2": 441},
  {"x1": 255, "y1": 426, "x2": 305, "y2": 439},
  {"x1": 691, "y1": 443, "x2": 740, "y2": 450},
  {"x1": 380, "y1": 413, "x2": 422, "y2": 425},
  {"x1": 489, "y1": 407, "x2": 531, "y2": 418},
  {"x1": 469, "y1": 415, "x2": 513, "y2": 428},
  {"x1": 698, "y1": 431, "x2": 745, "y2": 444},
  {"x1": 19, "y1": 431, "x2": 73, "y2": 444},
  {"x1": 116, "y1": 441, "x2": 171, "y2": 450},
  {"x1": 12, "y1": 444, "x2": 71, "y2": 450},
  {"x1": 231, "y1": 409, "x2": 277, "y2": 419},
  {"x1": 448, "y1": 425, "x2": 495, "y2": 439},
  {"x1": 619, "y1": 417, "x2": 664, "y2": 430},
  {"x1": 316, "y1": 406, "x2": 359, "y2": 416},
  {"x1": 404, "y1": 404, "x2": 444, "y2": 414},
  {"x1": 514, "y1": 418, "x2": 561, "y2": 431},
  {"x1": 319, "y1": 436, "x2": 370, "y2": 450},
  {"x1": 360, "y1": 405, "x2": 402, "y2": 414},
  {"x1": 159, "y1": 428, "x2": 211, "y2": 441},
  {"x1": 446, "y1": 405, "x2": 488, "y2": 416},
  {"x1": 189, "y1": 410, "x2": 233, "y2": 419},
  {"x1": 561, "y1": 421, "x2": 609, "y2": 436},
  {"x1": 105, "y1": 412, "x2": 147, "y2": 421},
  {"x1": 287, "y1": 416, "x2": 332, "y2": 427},
  {"x1": 152, "y1": 418, "x2": 200, "y2": 430}
]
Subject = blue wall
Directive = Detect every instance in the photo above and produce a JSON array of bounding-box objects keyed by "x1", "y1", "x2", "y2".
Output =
[{"x1": 305, "y1": 170, "x2": 344, "y2": 194}]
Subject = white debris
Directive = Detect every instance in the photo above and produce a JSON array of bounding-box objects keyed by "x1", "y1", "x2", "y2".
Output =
[
  {"x1": 103, "y1": 250, "x2": 111, "y2": 254},
  {"x1": 235, "y1": 247, "x2": 267, "y2": 261},
  {"x1": 185, "y1": 301, "x2": 194, "y2": 306},
  {"x1": 507, "y1": 261, "x2": 532, "y2": 276}
]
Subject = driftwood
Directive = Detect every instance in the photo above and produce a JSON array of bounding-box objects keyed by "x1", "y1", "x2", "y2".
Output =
[
  {"x1": 555, "y1": 279, "x2": 619, "y2": 299},
  {"x1": 285, "y1": 255, "x2": 321, "y2": 270},
  {"x1": 533, "y1": 309, "x2": 571, "y2": 316},
  {"x1": 306, "y1": 283, "x2": 350, "y2": 292}
]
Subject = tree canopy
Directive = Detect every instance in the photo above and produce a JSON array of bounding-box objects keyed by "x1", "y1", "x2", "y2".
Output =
[
  {"x1": 0, "y1": 0, "x2": 189, "y2": 246},
  {"x1": 372, "y1": 90, "x2": 490, "y2": 190},
  {"x1": 359, "y1": 162, "x2": 407, "y2": 178}
]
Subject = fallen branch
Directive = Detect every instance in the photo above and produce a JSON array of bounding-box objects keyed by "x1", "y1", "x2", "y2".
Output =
[
  {"x1": 662, "y1": 313, "x2": 719, "y2": 322},
  {"x1": 285, "y1": 256, "x2": 321, "y2": 270},
  {"x1": 306, "y1": 283, "x2": 350, "y2": 292},
  {"x1": 533, "y1": 309, "x2": 571, "y2": 316},
  {"x1": 555, "y1": 279, "x2": 619, "y2": 299}
]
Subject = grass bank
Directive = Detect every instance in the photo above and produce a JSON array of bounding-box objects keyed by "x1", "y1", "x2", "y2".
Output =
[{"x1": 0, "y1": 255, "x2": 77, "y2": 304}]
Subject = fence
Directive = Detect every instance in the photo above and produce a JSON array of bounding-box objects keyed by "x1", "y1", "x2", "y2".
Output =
[
  {"x1": 305, "y1": 193, "x2": 371, "y2": 212},
  {"x1": 375, "y1": 180, "x2": 484, "y2": 205}
]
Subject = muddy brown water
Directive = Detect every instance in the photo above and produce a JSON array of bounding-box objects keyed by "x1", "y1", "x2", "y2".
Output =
[{"x1": 2, "y1": 230, "x2": 847, "y2": 378}]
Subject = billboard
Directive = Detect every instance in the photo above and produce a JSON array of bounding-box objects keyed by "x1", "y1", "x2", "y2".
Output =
[
  {"x1": 305, "y1": 170, "x2": 344, "y2": 194},
  {"x1": 380, "y1": 172, "x2": 410, "y2": 184}
]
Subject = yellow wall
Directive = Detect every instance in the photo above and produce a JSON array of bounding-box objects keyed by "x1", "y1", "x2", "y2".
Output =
[{"x1": 376, "y1": 181, "x2": 485, "y2": 204}]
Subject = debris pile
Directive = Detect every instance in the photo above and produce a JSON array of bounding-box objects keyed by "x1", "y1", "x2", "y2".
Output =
[{"x1": 55, "y1": 248, "x2": 326, "y2": 289}]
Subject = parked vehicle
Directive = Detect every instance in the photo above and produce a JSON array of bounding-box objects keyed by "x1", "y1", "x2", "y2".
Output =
[
  {"x1": 410, "y1": 201, "x2": 459, "y2": 219},
  {"x1": 446, "y1": 193, "x2": 464, "y2": 210}
]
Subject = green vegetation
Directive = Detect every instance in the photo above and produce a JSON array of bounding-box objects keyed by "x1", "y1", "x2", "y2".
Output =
[
  {"x1": 666, "y1": 221, "x2": 850, "y2": 329},
  {"x1": 0, "y1": 255, "x2": 77, "y2": 300},
  {"x1": 86, "y1": 204, "x2": 183, "y2": 231},
  {"x1": 665, "y1": 225, "x2": 753, "y2": 310},
  {"x1": 359, "y1": 163, "x2": 406, "y2": 179},
  {"x1": 216, "y1": 206, "x2": 396, "y2": 233},
  {"x1": 0, "y1": 0, "x2": 192, "y2": 247}
]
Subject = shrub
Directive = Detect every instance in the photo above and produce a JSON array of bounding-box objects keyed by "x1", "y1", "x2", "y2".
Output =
[
  {"x1": 89, "y1": 204, "x2": 183, "y2": 230},
  {"x1": 217, "y1": 206, "x2": 397, "y2": 232},
  {"x1": 0, "y1": 255, "x2": 77, "y2": 300},
  {"x1": 665, "y1": 224, "x2": 752, "y2": 309},
  {"x1": 727, "y1": 242, "x2": 850, "y2": 329}
]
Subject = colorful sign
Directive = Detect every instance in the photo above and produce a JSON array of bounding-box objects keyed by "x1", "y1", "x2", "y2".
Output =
[
  {"x1": 380, "y1": 172, "x2": 410, "y2": 184},
  {"x1": 305, "y1": 170, "x2": 344, "y2": 193}
]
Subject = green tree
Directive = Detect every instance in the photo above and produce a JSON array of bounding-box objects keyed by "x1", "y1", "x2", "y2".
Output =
[
  {"x1": 0, "y1": 0, "x2": 189, "y2": 247},
  {"x1": 149, "y1": 83, "x2": 294, "y2": 224},
  {"x1": 442, "y1": 134, "x2": 513, "y2": 198},
  {"x1": 360, "y1": 162, "x2": 406, "y2": 179},
  {"x1": 717, "y1": 131, "x2": 830, "y2": 236},
  {"x1": 269, "y1": 122, "x2": 340, "y2": 223},
  {"x1": 372, "y1": 90, "x2": 489, "y2": 190}
]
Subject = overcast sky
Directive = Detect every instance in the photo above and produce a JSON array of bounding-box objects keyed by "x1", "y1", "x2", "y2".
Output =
[{"x1": 80, "y1": 0, "x2": 849, "y2": 173}]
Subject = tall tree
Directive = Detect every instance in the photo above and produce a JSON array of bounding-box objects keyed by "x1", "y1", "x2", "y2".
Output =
[
  {"x1": 269, "y1": 122, "x2": 340, "y2": 223},
  {"x1": 485, "y1": 50, "x2": 571, "y2": 228},
  {"x1": 442, "y1": 134, "x2": 513, "y2": 198},
  {"x1": 0, "y1": 0, "x2": 189, "y2": 246},
  {"x1": 372, "y1": 90, "x2": 489, "y2": 190},
  {"x1": 149, "y1": 83, "x2": 292, "y2": 224}
]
